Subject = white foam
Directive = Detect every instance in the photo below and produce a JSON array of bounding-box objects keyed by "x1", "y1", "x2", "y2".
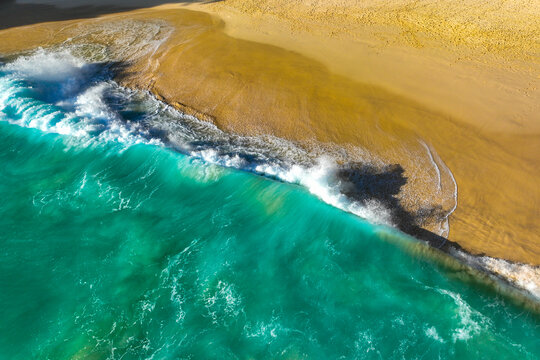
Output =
[
  {"x1": 480, "y1": 257, "x2": 540, "y2": 297},
  {"x1": 4, "y1": 49, "x2": 86, "y2": 84},
  {"x1": 420, "y1": 140, "x2": 442, "y2": 192},
  {"x1": 56, "y1": 18, "x2": 174, "y2": 73},
  {"x1": 437, "y1": 289, "x2": 489, "y2": 342},
  {"x1": 418, "y1": 139, "x2": 458, "y2": 238},
  {"x1": 0, "y1": 50, "x2": 161, "y2": 147},
  {"x1": 203, "y1": 280, "x2": 243, "y2": 324},
  {"x1": 285, "y1": 159, "x2": 393, "y2": 226},
  {"x1": 452, "y1": 249, "x2": 540, "y2": 300},
  {"x1": 424, "y1": 326, "x2": 444, "y2": 343},
  {"x1": 244, "y1": 321, "x2": 280, "y2": 339},
  {"x1": 188, "y1": 149, "x2": 394, "y2": 226},
  {"x1": 2, "y1": 49, "x2": 539, "y2": 301}
]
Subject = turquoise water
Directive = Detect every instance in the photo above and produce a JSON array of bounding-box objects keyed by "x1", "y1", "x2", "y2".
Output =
[{"x1": 0, "y1": 50, "x2": 539, "y2": 359}]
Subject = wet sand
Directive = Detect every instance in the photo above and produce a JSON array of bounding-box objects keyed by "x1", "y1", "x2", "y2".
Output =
[{"x1": 0, "y1": 1, "x2": 539, "y2": 265}]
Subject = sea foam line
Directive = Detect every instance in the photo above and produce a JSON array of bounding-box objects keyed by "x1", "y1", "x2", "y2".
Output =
[
  {"x1": 418, "y1": 139, "x2": 458, "y2": 238},
  {"x1": 0, "y1": 49, "x2": 538, "y2": 301}
]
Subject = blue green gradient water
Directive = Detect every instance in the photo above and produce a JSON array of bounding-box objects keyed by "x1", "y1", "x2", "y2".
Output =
[{"x1": 0, "y1": 51, "x2": 538, "y2": 359}]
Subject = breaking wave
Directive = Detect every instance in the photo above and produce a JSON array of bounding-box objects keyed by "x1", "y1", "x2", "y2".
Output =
[
  {"x1": 0, "y1": 48, "x2": 538, "y2": 301},
  {"x1": 0, "y1": 49, "x2": 395, "y2": 226}
]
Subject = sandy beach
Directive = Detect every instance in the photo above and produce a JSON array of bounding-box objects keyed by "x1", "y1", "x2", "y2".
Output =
[{"x1": 0, "y1": 0, "x2": 539, "y2": 266}]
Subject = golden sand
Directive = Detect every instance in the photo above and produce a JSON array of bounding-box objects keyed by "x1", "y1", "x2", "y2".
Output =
[{"x1": 0, "y1": 1, "x2": 538, "y2": 264}]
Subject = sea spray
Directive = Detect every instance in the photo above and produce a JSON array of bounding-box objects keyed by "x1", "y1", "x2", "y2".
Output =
[{"x1": 0, "y1": 49, "x2": 394, "y2": 226}]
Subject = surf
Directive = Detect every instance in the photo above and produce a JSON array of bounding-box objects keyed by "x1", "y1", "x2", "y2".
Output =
[
  {"x1": 0, "y1": 48, "x2": 539, "y2": 359},
  {"x1": 1, "y1": 48, "x2": 538, "y2": 301}
]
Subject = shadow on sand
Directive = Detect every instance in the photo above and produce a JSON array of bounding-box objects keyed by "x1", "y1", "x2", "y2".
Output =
[
  {"x1": 336, "y1": 163, "x2": 453, "y2": 249},
  {"x1": 0, "y1": 0, "x2": 221, "y2": 31}
]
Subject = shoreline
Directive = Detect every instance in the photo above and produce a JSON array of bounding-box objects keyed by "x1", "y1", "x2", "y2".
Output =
[
  {"x1": 129, "y1": 5, "x2": 540, "y2": 265},
  {"x1": 141, "y1": 85, "x2": 540, "y2": 304},
  {"x1": 1, "y1": 48, "x2": 538, "y2": 303},
  {"x1": 0, "y1": 4, "x2": 538, "y2": 265}
]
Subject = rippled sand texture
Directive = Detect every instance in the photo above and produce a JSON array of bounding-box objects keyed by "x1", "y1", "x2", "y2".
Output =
[{"x1": 0, "y1": 1, "x2": 539, "y2": 264}]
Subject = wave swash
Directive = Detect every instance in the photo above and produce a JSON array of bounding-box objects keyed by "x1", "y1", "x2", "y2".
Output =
[
  {"x1": 0, "y1": 47, "x2": 539, "y2": 359},
  {"x1": 1, "y1": 49, "x2": 538, "y2": 301}
]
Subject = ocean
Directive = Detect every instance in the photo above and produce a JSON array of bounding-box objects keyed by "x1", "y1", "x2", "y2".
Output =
[{"x1": 0, "y1": 49, "x2": 538, "y2": 359}]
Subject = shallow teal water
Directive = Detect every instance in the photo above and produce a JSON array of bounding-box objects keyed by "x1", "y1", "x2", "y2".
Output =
[{"x1": 0, "y1": 50, "x2": 539, "y2": 359}]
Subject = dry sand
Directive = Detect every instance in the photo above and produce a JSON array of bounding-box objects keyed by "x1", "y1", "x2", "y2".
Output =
[{"x1": 0, "y1": 1, "x2": 539, "y2": 265}]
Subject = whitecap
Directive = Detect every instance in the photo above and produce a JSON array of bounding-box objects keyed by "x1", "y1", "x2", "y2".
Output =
[
  {"x1": 424, "y1": 325, "x2": 445, "y2": 343},
  {"x1": 437, "y1": 289, "x2": 490, "y2": 342}
]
